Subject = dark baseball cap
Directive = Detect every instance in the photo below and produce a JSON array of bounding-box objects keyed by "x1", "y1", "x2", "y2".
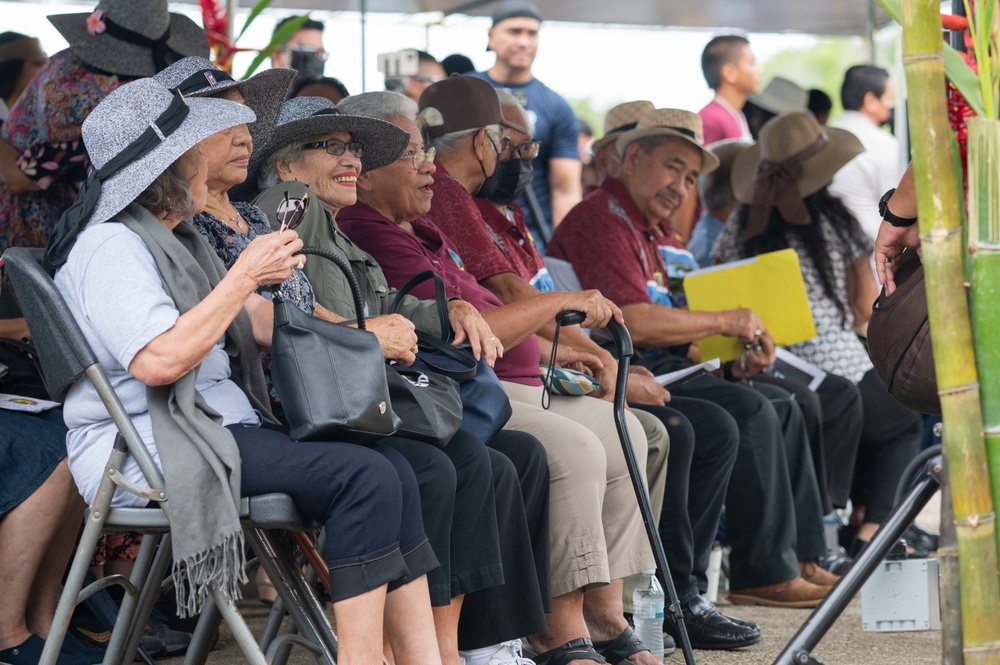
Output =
[
  {"x1": 418, "y1": 74, "x2": 511, "y2": 137},
  {"x1": 490, "y1": 0, "x2": 543, "y2": 26}
]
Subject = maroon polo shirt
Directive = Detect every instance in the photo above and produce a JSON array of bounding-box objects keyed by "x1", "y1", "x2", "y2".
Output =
[
  {"x1": 338, "y1": 202, "x2": 543, "y2": 387},
  {"x1": 548, "y1": 177, "x2": 675, "y2": 308}
]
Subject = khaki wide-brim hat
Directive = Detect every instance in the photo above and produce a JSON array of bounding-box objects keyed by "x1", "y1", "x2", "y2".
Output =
[
  {"x1": 590, "y1": 100, "x2": 654, "y2": 155},
  {"x1": 731, "y1": 110, "x2": 864, "y2": 205},
  {"x1": 748, "y1": 76, "x2": 808, "y2": 115},
  {"x1": 616, "y1": 108, "x2": 721, "y2": 174}
]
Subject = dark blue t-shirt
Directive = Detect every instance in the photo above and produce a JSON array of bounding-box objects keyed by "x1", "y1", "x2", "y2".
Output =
[{"x1": 471, "y1": 71, "x2": 580, "y2": 237}]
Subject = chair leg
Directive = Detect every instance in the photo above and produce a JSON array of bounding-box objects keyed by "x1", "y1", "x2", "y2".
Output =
[
  {"x1": 246, "y1": 528, "x2": 337, "y2": 665},
  {"x1": 102, "y1": 532, "x2": 162, "y2": 665},
  {"x1": 209, "y1": 585, "x2": 269, "y2": 665},
  {"x1": 40, "y1": 500, "x2": 114, "y2": 664},
  {"x1": 122, "y1": 533, "x2": 174, "y2": 663},
  {"x1": 182, "y1": 594, "x2": 222, "y2": 665}
]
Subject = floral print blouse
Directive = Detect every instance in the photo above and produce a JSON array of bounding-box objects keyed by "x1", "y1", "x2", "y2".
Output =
[
  {"x1": 192, "y1": 201, "x2": 317, "y2": 403},
  {"x1": 0, "y1": 49, "x2": 124, "y2": 251}
]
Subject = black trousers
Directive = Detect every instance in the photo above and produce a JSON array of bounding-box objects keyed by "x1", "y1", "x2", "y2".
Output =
[
  {"x1": 459, "y1": 429, "x2": 551, "y2": 649},
  {"x1": 382, "y1": 429, "x2": 503, "y2": 606},
  {"x1": 755, "y1": 372, "x2": 864, "y2": 512},
  {"x1": 658, "y1": 370, "x2": 820, "y2": 588},
  {"x1": 853, "y1": 369, "x2": 923, "y2": 523},
  {"x1": 634, "y1": 399, "x2": 738, "y2": 603}
]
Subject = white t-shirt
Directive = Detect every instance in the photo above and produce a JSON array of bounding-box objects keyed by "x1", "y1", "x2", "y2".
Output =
[
  {"x1": 829, "y1": 110, "x2": 903, "y2": 242},
  {"x1": 55, "y1": 222, "x2": 260, "y2": 506}
]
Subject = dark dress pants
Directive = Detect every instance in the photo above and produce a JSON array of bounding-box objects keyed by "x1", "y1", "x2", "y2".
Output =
[
  {"x1": 853, "y1": 369, "x2": 923, "y2": 523},
  {"x1": 633, "y1": 399, "x2": 738, "y2": 603},
  {"x1": 459, "y1": 429, "x2": 551, "y2": 649}
]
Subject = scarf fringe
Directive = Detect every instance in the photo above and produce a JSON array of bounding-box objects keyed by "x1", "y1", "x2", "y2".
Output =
[{"x1": 171, "y1": 529, "x2": 248, "y2": 619}]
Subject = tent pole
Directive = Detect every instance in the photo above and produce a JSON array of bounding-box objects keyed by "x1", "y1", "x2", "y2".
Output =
[
  {"x1": 867, "y1": 0, "x2": 876, "y2": 63},
  {"x1": 361, "y1": 0, "x2": 367, "y2": 91},
  {"x1": 226, "y1": 0, "x2": 237, "y2": 41}
]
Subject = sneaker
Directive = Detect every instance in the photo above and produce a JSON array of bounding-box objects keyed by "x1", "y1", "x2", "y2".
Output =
[
  {"x1": 460, "y1": 640, "x2": 534, "y2": 665},
  {"x1": 145, "y1": 609, "x2": 192, "y2": 657}
]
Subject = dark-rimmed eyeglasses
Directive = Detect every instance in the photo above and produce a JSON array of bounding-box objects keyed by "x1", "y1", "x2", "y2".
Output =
[
  {"x1": 278, "y1": 190, "x2": 310, "y2": 232},
  {"x1": 397, "y1": 147, "x2": 436, "y2": 170},
  {"x1": 303, "y1": 138, "x2": 363, "y2": 159},
  {"x1": 506, "y1": 140, "x2": 541, "y2": 161}
]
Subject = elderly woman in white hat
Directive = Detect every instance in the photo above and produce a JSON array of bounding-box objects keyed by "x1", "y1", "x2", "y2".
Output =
[
  {"x1": 715, "y1": 109, "x2": 923, "y2": 557},
  {"x1": 42, "y1": 78, "x2": 444, "y2": 665}
]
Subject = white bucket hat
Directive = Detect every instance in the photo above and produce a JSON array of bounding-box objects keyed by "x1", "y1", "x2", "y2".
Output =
[{"x1": 44, "y1": 78, "x2": 255, "y2": 269}]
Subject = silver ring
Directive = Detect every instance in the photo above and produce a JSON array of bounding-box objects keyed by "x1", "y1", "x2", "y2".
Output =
[
  {"x1": 753, "y1": 328, "x2": 762, "y2": 338},
  {"x1": 297, "y1": 258, "x2": 305, "y2": 269}
]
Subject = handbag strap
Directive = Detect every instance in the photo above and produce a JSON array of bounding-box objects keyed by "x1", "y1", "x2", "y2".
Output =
[
  {"x1": 273, "y1": 246, "x2": 370, "y2": 331},
  {"x1": 390, "y1": 270, "x2": 452, "y2": 342}
]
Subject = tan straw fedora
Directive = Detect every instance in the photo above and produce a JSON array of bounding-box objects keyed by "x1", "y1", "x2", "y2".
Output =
[
  {"x1": 616, "y1": 108, "x2": 721, "y2": 174},
  {"x1": 590, "y1": 100, "x2": 654, "y2": 154},
  {"x1": 731, "y1": 110, "x2": 864, "y2": 206}
]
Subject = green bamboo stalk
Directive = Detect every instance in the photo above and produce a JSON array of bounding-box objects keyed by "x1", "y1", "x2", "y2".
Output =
[
  {"x1": 902, "y1": 0, "x2": 1000, "y2": 660},
  {"x1": 939, "y1": 458, "x2": 964, "y2": 665},
  {"x1": 966, "y1": 118, "x2": 1000, "y2": 576}
]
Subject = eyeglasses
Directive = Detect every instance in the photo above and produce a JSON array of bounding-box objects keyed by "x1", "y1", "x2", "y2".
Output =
[
  {"x1": 397, "y1": 146, "x2": 436, "y2": 170},
  {"x1": 303, "y1": 138, "x2": 364, "y2": 159},
  {"x1": 278, "y1": 190, "x2": 310, "y2": 232},
  {"x1": 412, "y1": 75, "x2": 445, "y2": 83},
  {"x1": 508, "y1": 140, "x2": 541, "y2": 161}
]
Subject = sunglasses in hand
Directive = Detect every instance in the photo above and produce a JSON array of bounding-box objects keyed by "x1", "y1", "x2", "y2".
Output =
[{"x1": 278, "y1": 191, "x2": 310, "y2": 233}]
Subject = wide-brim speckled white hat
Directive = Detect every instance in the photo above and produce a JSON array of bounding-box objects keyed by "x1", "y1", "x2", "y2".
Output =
[
  {"x1": 83, "y1": 77, "x2": 256, "y2": 226},
  {"x1": 49, "y1": 0, "x2": 209, "y2": 78},
  {"x1": 243, "y1": 96, "x2": 409, "y2": 199}
]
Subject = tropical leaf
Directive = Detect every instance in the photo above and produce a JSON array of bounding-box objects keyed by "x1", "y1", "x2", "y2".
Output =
[
  {"x1": 237, "y1": 0, "x2": 275, "y2": 43},
  {"x1": 243, "y1": 14, "x2": 311, "y2": 78},
  {"x1": 945, "y1": 44, "x2": 989, "y2": 117},
  {"x1": 874, "y1": 0, "x2": 902, "y2": 24}
]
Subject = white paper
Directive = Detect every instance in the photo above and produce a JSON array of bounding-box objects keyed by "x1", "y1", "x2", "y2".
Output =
[
  {"x1": 765, "y1": 348, "x2": 828, "y2": 391},
  {"x1": 0, "y1": 393, "x2": 60, "y2": 412},
  {"x1": 655, "y1": 358, "x2": 721, "y2": 387}
]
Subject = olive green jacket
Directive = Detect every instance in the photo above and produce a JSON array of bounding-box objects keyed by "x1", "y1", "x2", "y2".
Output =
[{"x1": 253, "y1": 181, "x2": 443, "y2": 336}]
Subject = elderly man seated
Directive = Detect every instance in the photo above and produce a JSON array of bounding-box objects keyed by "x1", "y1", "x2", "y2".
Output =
[{"x1": 548, "y1": 108, "x2": 836, "y2": 615}]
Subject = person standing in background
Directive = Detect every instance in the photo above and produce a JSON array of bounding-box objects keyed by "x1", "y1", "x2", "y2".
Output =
[
  {"x1": 698, "y1": 35, "x2": 761, "y2": 145},
  {"x1": 472, "y1": 0, "x2": 582, "y2": 235}
]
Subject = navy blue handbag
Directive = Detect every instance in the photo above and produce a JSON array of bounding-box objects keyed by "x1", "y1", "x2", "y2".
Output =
[{"x1": 392, "y1": 271, "x2": 513, "y2": 443}]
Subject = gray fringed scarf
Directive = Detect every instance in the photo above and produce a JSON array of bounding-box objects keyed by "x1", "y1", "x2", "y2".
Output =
[{"x1": 117, "y1": 204, "x2": 275, "y2": 617}]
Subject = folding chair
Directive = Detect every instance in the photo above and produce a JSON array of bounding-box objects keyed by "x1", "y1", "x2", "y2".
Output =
[{"x1": 1, "y1": 247, "x2": 339, "y2": 665}]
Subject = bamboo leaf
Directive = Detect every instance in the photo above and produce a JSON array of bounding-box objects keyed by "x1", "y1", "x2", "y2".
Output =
[
  {"x1": 874, "y1": 0, "x2": 902, "y2": 24},
  {"x1": 236, "y1": 0, "x2": 274, "y2": 43},
  {"x1": 242, "y1": 14, "x2": 310, "y2": 78},
  {"x1": 945, "y1": 44, "x2": 989, "y2": 117}
]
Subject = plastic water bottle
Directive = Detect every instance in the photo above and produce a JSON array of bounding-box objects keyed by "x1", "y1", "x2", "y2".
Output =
[{"x1": 632, "y1": 569, "x2": 665, "y2": 659}]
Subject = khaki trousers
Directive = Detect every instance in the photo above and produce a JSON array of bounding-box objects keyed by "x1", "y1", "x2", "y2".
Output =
[{"x1": 501, "y1": 381, "x2": 656, "y2": 597}]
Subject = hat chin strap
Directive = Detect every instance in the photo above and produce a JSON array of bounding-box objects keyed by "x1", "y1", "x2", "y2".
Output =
[
  {"x1": 744, "y1": 133, "x2": 828, "y2": 242},
  {"x1": 103, "y1": 16, "x2": 182, "y2": 73},
  {"x1": 44, "y1": 90, "x2": 191, "y2": 272}
]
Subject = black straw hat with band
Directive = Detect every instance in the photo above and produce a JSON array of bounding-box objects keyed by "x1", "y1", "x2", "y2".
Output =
[
  {"x1": 731, "y1": 110, "x2": 864, "y2": 241},
  {"x1": 43, "y1": 78, "x2": 256, "y2": 272},
  {"x1": 153, "y1": 57, "x2": 297, "y2": 202},
  {"x1": 48, "y1": 0, "x2": 209, "y2": 78}
]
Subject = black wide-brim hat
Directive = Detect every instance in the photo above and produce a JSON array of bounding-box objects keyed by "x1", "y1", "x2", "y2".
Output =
[{"x1": 49, "y1": 0, "x2": 209, "y2": 78}]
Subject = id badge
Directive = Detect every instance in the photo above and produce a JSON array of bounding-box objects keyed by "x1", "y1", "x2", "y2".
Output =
[
  {"x1": 646, "y1": 279, "x2": 673, "y2": 307},
  {"x1": 530, "y1": 267, "x2": 555, "y2": 294}
]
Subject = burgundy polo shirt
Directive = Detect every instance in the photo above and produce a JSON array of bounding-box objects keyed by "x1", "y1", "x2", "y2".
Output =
[{"x1": 338, "y1": 202, "x2": 543, "y2": 387}]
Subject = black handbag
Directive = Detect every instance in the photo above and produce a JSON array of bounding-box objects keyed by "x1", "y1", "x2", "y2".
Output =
[
  {"x1": 271, "y1": 247, "x2": 400, "y2": 443},
  {"x1": 386, "y1": 364, "x2": 462, "y2": 448},
  {"x1": 391, "y1": 271, "x2": 513, "y2": 443},
  {"x1": 0, "y1": 336, "x2": 49, "y2": 400}
]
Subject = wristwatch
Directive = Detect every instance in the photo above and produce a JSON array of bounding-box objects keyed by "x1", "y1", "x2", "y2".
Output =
[{"x1": 878, "y1": 188, "x2": 918, "y2": 227}]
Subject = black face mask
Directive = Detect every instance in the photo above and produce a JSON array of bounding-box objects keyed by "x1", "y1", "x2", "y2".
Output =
[
  {"x1": 472, "y1": 137, "x2": 503, "y2": 199},
  {"x1": 290, "y1": 48, "x2": 325, "y2": 79},
  {"x1": 881, "y1": 107, "x2": 895, "y2": 130},
  {"x1": 490, "y1": 157, "x2": 533, "y2": 205}
]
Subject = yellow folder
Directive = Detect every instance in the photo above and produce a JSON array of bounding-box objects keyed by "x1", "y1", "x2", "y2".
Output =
[{"x1": 682, "y1": 248, "x2": 817, "y2": 362}]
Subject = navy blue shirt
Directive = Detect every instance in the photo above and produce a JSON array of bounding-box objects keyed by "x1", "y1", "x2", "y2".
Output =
[{"x1": 471, "y1": 71, "x2": 580, "y2": 236}]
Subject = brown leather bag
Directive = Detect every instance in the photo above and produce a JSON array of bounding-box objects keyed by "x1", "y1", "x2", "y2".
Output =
[{"x1": 867, "y1": 250, "x2": 940, "y2": 415}]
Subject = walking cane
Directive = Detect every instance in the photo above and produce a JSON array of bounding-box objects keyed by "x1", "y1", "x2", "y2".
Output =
[{"x1": 556, "y1": 312, "x2": 697, "y2": 665}]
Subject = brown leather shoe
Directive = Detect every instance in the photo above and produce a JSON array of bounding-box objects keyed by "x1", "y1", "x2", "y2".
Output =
[
  {"x1": 729, "y1": 576, "x2": 830, "y2": 608},
  {"x1": 799, "y1": 559, "x2": 840, "y2": 587}
]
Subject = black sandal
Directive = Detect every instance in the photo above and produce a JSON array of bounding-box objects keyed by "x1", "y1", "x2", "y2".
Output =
[
  {"x1": 533, "y1": 637, "x2": 607, "y2": 664},
  {"x1": 592, "y1": 626, "x2": 650, "y2": 664}
]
